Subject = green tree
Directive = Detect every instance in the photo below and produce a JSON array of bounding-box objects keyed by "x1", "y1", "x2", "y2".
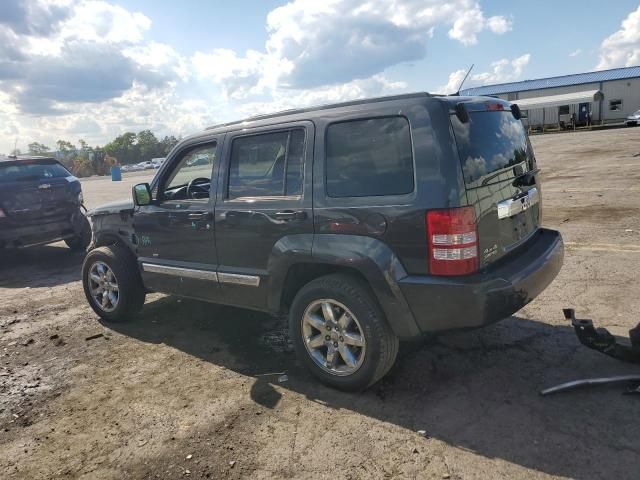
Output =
[
  {"x1": 137, "y1": 129, "x2": 161, "y2": 162},
  {"x1": 103, "y1": 132, "x2": 138, "y2": 165},
  {"x1": 56, "y1": 140, "x2": 76, "y2": 153},
  {"x1": 160, "y1": 135, "x2": 179, "y2": 155},
  {"x1": 27, "y1": 142, "x2": 50, "y2": 154}
]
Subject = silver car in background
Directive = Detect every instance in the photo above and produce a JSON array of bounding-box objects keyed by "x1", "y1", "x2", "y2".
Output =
[{"x1": 626, "y1": 109, "x2": 640, "y2": 126}]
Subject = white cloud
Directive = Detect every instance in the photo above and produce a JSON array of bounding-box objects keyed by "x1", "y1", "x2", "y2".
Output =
[
  {"x1": 439, "y1": 69, "x2": 468, "y2": 94},
  {"x1": 1, "y1": 0, "x2": 515, "y2": 154},
  {"x1": 569, "y1": 48, "x2": 582, "y2": 57},
  {"x1": 597, "y1": 5, "x2": 640, "y2": 69},
  {"x1": 235, "y1": 75, "x2": 408, "y2": 118},
  {"x1": 486, "y1": 15, "x2": 512, "y2": 35},
  {"x1": 440, "y1": 54, "x2": 530, "y2": 93},
  {"x1": 25, "y1": 0, "x2": 152, "y2": 56},
  {"x1": 194, "y1": 0, "x2": 512, "y2": 94},
  {"x1": 448, "y1": 7, "x2": 512, "y2": 45}
]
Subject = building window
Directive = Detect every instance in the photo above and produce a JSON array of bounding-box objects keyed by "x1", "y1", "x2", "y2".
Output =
[
  {"x1": 558, "y1": 105, "x2": 570, "y2": 115},
  {"x1": 520, "y1": 110, "x2": 529, "y2": 119},
  {"x1": 609, "y1": 99, "x2": 623, "y2": 111},
  {"x1": 507, "y1": 93, "x2": 517, "y2": 101}
]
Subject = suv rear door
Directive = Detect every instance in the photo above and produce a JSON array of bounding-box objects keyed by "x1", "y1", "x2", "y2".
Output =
[
  {"x1": 450, "y1": 101, "x2": 541, "y2": 267},
  {"x1": 214, "y1": 122, "x2": 314, "y2": 309}
]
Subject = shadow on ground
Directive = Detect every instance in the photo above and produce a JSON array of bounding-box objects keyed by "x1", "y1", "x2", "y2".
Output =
[
  {"x1": 0, "y1": 244, "x2": 83, "y2": 288},
  {"x1": 107, "y1": 295, "x2": 640, "y2": 480}
]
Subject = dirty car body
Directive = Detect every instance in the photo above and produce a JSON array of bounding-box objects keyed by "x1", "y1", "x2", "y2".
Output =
[{"x1": 84, "y1": 92, "x2": 564, "y2": 390}]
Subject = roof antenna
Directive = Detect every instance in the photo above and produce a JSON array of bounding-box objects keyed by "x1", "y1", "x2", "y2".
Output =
[{"x1": 455, "y1": 64, "x2": 474, "y2": 96}]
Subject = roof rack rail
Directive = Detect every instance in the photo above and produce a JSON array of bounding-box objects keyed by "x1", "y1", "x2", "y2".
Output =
[{"x1": 205, "y1": 92, "x2": 432, "y2": 130}]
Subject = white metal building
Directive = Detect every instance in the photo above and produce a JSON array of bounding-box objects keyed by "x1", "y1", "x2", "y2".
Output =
[{"x1": 460, "y1": 66, "x2": 640, "y2": 128}]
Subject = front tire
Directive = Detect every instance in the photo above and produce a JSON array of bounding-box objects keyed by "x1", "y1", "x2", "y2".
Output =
[
  {"x1": 66, "y1": 215, "x2": 91, "y2": 251},
  {"x1": 289, "y1": 274, "x2": 399, "y2": 391},
  {"x1": 82, "y1": 245, "x2": 145, "y2": 322}
]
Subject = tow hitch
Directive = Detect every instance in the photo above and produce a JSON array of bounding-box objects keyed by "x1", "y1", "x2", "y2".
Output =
[
  {"x1": 540, "y1": 309, "x2": 640, "y2": 396},
  {"x1": 564, "y1": 308, "x2": 640, "y2": 364}
]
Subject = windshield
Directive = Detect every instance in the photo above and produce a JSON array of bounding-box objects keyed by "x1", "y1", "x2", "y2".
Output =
[
  {"x1": 0, "y1": 160, "x2": 71, "y2": 183},
  {"x1": 451, "y1": 111, "x2": 531, "y2": 188},
  {"x1": 633, "y1": 110, "x2": 640, "y2": 116}
]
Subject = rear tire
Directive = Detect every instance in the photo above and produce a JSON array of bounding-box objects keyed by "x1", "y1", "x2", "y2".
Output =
[
  {"x1": 66, "y1": 215, "x2": 91, "y2": 251},
  {"x1": 82, "y1": 244, "x2": 145, "y2": 322},
  {"x1": 289, "y1": 274, "x2": 399, "y2": 391}
]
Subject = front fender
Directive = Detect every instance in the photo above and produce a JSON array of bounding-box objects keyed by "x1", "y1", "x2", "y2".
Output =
[{"x1": 89, "y1": 212, "x2": 137, "y2": 255}]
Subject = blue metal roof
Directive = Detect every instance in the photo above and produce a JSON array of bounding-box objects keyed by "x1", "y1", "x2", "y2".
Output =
[{"x1": 460, "y1": 66, "x2": 640, "y2": 96}]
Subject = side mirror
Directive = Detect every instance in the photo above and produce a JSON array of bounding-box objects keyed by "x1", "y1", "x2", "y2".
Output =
[{"x1": 132, "y1": 183, "x2": 152, "y2": 206}]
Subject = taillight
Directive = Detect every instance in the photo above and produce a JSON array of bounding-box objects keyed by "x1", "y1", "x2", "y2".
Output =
[{"x1": 426, "y1": 207, "x2": 478, "y2": 276}]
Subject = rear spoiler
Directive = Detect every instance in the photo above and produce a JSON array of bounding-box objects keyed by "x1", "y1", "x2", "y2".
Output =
[{"x1": 454, "y1": 101, "x2": 522, "y2": 123}]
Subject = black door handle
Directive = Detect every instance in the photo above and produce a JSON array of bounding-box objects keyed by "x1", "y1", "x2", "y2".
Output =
[
  {"x1": 188, "y1": 212, "x2": 213, "y2": 220},
  {"x1": 274, "y1": 210, "x2": 307, "y2": 221}
]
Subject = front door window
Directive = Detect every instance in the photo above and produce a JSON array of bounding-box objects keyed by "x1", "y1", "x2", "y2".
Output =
[{"x1": 163, "y1": 144, "x2": 217, "y2": 201}]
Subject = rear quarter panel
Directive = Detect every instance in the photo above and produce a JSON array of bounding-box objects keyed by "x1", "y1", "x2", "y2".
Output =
[{"x1": 311, "y1": 97, "x2": 466, "y2": 276}]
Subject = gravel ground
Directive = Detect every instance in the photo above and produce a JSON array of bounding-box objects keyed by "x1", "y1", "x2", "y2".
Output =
[{"x1": 1, "y1": 128, "x2": 640, "y2": 479}]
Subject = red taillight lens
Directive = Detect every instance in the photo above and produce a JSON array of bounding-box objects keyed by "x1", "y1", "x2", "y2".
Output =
[{"x1": 426, "y1": 207, "x2": 479, "y2": 276}]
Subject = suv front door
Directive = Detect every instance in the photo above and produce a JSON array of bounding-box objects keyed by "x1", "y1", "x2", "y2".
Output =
[
  {"x1": 135, "y1": 139, "x2": 222, "y2": 301},
  {"x1": 215, "y1": 123, "x2": 314, "y2": 310}
]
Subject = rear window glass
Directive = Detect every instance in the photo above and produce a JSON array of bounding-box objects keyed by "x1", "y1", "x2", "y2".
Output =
[
  {"x1": 326, "y1": 117, "x2": 414, "y2": 197},
  {"x1": 0, "y1": 160, "x2": 71, "y2": 183},
  {"x1": 451, "y1": 111, "x2": 530, "y2": 188}
]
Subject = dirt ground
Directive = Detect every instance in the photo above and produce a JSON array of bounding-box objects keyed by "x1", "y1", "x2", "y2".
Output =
[{"x1": 2, "y1": 128, "x2": 640, "y2": 480}]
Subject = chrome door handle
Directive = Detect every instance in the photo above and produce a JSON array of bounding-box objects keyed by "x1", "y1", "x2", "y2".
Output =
[
  {"x1": 274, "y1": 210, "x2": 307, "y2": 220},
  {"x1": 188, "y1": 212, "x2": 213, "y2": 220}
]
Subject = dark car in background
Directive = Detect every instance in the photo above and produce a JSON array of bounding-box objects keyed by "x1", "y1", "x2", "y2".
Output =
[{"x1": 0, "y1": 155, "x2": 91, "y2": 250}]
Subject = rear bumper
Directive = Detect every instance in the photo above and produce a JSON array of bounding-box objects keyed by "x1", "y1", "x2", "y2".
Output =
[
  {"x1": 0, "y1": 211, "x2": 84, "y2": 248},
  {"x1": 399, "y1": 228, "x2": 564, "y2": 333}
]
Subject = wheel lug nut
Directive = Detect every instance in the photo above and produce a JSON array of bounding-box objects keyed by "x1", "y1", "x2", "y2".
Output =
[
  {"x1": 325, "y1": 335, "x2": 330, "y2": 341},
  {"x1": 339, "y1": 336, "x2": 344, "y2": 342},
  {"x1": 326, "y1": 325, "x2": 332, "y2": 331},
  {"x1": 333, "y1": 342, "x2": 338, "y2": 348}
]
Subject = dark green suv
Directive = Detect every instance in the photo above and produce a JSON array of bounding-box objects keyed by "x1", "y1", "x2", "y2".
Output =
[{"x1": 82, "y1": 93, "x2": 563, "y2": 391}]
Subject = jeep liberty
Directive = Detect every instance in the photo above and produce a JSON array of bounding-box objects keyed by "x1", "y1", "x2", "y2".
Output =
[{"x1": 82, "y1": 93, "x2": 564, "y2": 391}]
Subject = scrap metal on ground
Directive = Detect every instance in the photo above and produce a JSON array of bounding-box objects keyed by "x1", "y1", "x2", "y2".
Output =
[{"x1": 541, "y1": 309, "x2": 640, "y2": 395}]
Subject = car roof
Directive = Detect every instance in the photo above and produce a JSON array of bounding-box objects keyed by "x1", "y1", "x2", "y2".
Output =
[
  {"x1": 204, "y1": 92, "x2": 433, "y2": 132},
  {"x1": 0, "y1": 155, "x2": 58, "y2": 163},
  {"x1": 181, "y1": 93, "x2": 503, "y2": 144}
]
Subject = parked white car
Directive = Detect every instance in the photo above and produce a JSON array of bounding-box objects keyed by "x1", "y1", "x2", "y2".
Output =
[
  {"x1": 625, "y1": 109, "x2": 640, "y2": 126},
  {"x1": 151, "y1": 157, "x2": 165, "y2": 168}
]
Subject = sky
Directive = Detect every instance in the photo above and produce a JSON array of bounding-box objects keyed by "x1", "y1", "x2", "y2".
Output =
[{"x1": 1, "y1": 0, "x2": 640, "y2": 154}]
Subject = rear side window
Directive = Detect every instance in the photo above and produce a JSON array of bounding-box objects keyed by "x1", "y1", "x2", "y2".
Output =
[
  {"x1": 228, "y1": 129, "x2": 305, "y2": 198},
  {"x1": 0, "y1": 160, "x2": 71, "y2": 183},
  {"x1": 326, "y1": 117, "x2": 414, "y2": 197}
]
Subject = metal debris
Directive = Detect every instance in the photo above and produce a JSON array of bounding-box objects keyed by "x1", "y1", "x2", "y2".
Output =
[
  {"x1": 85, "y1": 333, "x2": 104, "y2": 341},
  {"x1": 564, "y1": 308, "x2": 640, "y2": 364},
  {"x1": 541, "y1": 375, "x2": 640, "y2": 396}
]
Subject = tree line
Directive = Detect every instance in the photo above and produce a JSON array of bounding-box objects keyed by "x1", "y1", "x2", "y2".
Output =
[{"x1": 11, "y1": 130, "x2": 179, "y2": 177}]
